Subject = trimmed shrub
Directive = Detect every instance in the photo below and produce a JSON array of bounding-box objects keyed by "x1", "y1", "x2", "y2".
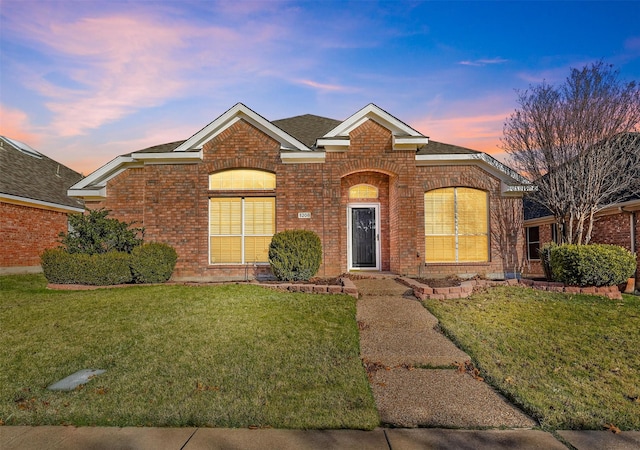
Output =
[
  {"x1": 130, "y1": 243, "x2": 178, "y2": 284},
  {"x1": 269, "y1": 230, "x2": 322, "y2": 281},
  {"x1": 550, "y1": 244, "x2": 636, "y2": 287},
  {"x1": 41, "y1": 249, "x2": 133, "y2": 285}
]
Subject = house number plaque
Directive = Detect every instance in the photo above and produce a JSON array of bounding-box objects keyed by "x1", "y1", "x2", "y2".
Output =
[{"x1": 298, "y1": 212, "x2": 311, "y2": 219}]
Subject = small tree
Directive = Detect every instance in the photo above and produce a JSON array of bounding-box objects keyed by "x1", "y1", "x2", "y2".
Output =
[
  {"x1": 502, "y1": 61, "x2": 640, "y2": 244},
  {"x1": 60, "y1": 208, "x2": 144, "y2": 254},
  {"x1": 490, "y1": 197, "x2": 526, "y2": 278}
]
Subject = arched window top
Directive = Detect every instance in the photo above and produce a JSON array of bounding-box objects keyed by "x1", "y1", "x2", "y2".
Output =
[
  {"x1": 209, "y1": 169, "x2": 276, "y2": 190},
  {"x1": 349, "y1": 184, "x2": 378, "y2": 199}
]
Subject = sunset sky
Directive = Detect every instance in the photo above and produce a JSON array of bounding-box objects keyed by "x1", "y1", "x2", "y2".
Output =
[{"x1": 1, "y1": 1, "x2": 639, "y2": 175}]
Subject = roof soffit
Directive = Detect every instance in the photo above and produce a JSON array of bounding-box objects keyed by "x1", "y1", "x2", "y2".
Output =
[{"x1": 174, "y1": 103, "x2": 311, "y2": 152}]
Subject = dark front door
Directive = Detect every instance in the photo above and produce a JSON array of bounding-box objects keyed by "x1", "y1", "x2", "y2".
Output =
[{"x1": 351, "y1": 207, "x2": 377, "y2": 268}]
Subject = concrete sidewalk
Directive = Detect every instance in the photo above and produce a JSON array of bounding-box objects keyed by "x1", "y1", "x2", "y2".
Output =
[{"x1": 3, "y1": 425, "x2": 640, "y2": 449}]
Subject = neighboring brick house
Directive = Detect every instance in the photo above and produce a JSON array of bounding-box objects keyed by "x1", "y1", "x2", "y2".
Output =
[
  {"x1": 1, "y1": 136, "x2": 84, "y2": 274},
  {"x1": 524, "y1": 196, "x2": 640, "y2": 286},
  {"x1": 69, "y1": 103, "x2": 530, "y2": 281}
]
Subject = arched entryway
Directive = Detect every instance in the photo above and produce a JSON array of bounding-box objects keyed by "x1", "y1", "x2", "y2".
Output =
[{"x1": 341, "y1": 172, "x2": 391, "y2": 272}]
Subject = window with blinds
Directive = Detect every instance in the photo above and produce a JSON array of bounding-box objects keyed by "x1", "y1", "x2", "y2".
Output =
[
  {"x1": 209, "y1": 170, "x2": 276, "y2": 264},
  {"x1": 424, "y1": 187, "x2": 488, "y2": 263}
]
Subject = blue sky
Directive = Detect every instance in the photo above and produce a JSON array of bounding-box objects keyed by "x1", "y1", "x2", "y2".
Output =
[{"x1": 1, "y1": 1, "x2": 639, "y2": 175}]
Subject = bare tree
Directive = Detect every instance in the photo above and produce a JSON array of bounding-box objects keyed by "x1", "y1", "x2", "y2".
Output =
[
  {"x1": 491, "y1": 197, "x2": 526, "y2": 277},
  {"x1": 502, "y1": 62, "x2": 640, "y2": 244}
]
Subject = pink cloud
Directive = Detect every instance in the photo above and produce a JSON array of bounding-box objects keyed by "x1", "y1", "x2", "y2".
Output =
[
  {"x1": 414, "y1": 112, "x2": 507, "y2": 154},
  {"x1": 0, "y1": 105, "x2": 42, "y2": 145},
  {"x1": 294, "y1": 79, "x2": 354, "y2": 92},
  {"x1": 5, "y1": 6, "x2": 291, "y2": 138}
]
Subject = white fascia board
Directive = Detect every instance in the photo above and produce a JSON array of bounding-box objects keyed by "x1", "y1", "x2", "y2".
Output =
[
  {"x1": 280, "y1": 152, "x2": 326, "y2": 164},
  {"x1": 1, "y1": 193, "x2": 84, "y2": 213},
  {"x1": 416, "y1": 153, "x2": 533, "y2": 194},
  {"x1": 70, "y1": 156, "x2": 141, "y2": 190},
  {"x1": 316, "y1": 138, "x2": 350, "y2": 151},
  {"x1": 324, "y1": 103, "x2": 425, "y2": 138},
  {"x1": 393, "y1": 135, "x2": 429, "y2": 150},
  {"x1": 132, "y1": 150, "x2": 203, "y2": 164},
  {"x1": 67, "y1": 187, "x2": 107, "y2": 201},
  {"x1": 174, "y1": 103, "x2": 310, "y2": 152}
]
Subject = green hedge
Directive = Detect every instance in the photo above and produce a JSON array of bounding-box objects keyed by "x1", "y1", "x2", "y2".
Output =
[
  {"x1": 550, "y1": 244, "x2": 636, "y2": 287},
  {"x1": 269, "y1": 230, "x2": 322, "y2": 281},
  {"x1": 41, "y1": 249, "x2": 133, "y2": 285},
  {"x1": 41, "y1": 243, "x2": 178, "y2": 285},
  {"x1": 130, "y1": 243, "x2": 178, "y2": 284}
]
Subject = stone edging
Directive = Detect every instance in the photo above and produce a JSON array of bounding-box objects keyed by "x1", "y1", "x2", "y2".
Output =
[
  {"x1": 259, "y1": 277, "x2": 359, "y2": 298},
  {"x1": 397, "y1": 277, "x2": 623, "y2": 300}
]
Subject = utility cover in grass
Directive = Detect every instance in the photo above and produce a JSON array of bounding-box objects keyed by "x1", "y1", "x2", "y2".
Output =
[{"x1": 47, "y1": 369, "x2": 106, "y2": 391}]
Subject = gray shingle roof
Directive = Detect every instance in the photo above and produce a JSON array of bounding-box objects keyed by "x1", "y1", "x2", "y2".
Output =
[
  {"x1": 130, "y1": 140, "x2": 186, "y2": 155},
  {"x1": 272, "y1": 114, "x2": 342, "y2": 148},
  {"x1": 416, "y1": 140, "x2": 480, "y2": 155},
  {"x1": 0, "y1": 136, "x2": 84, "y2": 209}
]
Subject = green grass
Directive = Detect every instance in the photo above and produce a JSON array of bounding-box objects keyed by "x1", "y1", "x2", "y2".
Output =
[
  {"x1": 0, "y1": 274, "x2": 378, "y2": 429},
  {"x1": 425, "y1": 286, "x2": 640, "y2": 430}
]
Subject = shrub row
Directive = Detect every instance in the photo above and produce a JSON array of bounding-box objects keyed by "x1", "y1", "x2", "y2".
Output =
[
  {"x1": 549, "y1": 244, "x2": 636, "y2": 287},
  {"x1": 42, "y1": 243, "x2": 177, "y2": 286}
]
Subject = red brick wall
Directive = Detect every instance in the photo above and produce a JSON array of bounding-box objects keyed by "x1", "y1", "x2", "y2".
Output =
[
  {"x1": 0, "y1": 202, "x2": 69, "y2": 271},
  {"x1": 92, "y1": 118, "x2": 524, "y2": 281},
  {"x1": 591, "y1": 213, "x2": 633, "y2": 250}
]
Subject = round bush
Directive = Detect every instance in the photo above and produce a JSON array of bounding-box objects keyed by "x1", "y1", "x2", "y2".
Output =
[
  {"x1": 41, "y1": 249, "x2": 133, "y2": 285},
  {"x1": 269, "y1": 230, "x2": 322, "y2": 281},
  {"x1": 130, "y1": 242, "x2": 178, "y2": 283},
  {"x1": 550, "y1": 244, "x2": 636, "y2": 287}
]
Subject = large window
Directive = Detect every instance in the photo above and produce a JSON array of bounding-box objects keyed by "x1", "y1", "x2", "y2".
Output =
[
  {"x1": 209, "y1": 170, "x2": 275, "y2": 264},
  {"x1": 424, "y1": 187, "x2": 488, "y2": 263}
]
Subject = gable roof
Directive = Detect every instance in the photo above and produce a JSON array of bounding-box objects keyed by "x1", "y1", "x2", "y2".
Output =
[
  {"x1": 69, "y1": 102, "x2": 531, "y2": 199},
  {"x1": 0, "y1": 136, "x2": 84, "y2": 212},
  {"x1": 317, "y1": 103, "x2": 428, "y2": 151},
  {"x1": 174, "y1": 103, "x2": 310, "y2": 152}
]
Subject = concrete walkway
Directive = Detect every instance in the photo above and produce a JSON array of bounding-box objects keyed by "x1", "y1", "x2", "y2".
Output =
[
  {"x1": 354, "y1": 277, "x2": 535, "y2": 429},
  {"x1": 3, "y1": 276, "x2": 640, "y2": 449}
]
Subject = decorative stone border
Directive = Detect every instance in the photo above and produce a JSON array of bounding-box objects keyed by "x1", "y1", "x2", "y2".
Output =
[
  {"x1": 48, "y1": 277, "x2": 360, "y2": 298},
  {"x1": 398, "y1": 277, "x2": 623, "y2": 300},
  {"x1": 259, "y1": 277, "x2": 359, "y2": 298}
]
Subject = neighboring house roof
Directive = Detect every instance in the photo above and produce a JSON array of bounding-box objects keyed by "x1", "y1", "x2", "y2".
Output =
[
  {"x1": 69, "y1": 103, "x2": 532, "y2": 199},
  {"x1": 0, "y1": 136, "x2": 84, "y2": 212}
]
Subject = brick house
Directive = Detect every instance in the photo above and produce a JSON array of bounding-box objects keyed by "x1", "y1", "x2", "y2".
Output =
[
  {"x1": 524, "y1": 196, "x2": 640, "y2": 286},
  {"x1": 69, "y1": 103, "x2": 531, "y2": 281},
  {"x1": 1, "y1": 136, "x2": 84, "y2": 274}
]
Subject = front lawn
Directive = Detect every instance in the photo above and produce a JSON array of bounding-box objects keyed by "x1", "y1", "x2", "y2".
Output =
[
  {"x1": 0, "y1": 275, "x2": 378, "y2": 429},
  {"x1": 425, "y1": 286, "x2": 640, "y2": 430}
]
